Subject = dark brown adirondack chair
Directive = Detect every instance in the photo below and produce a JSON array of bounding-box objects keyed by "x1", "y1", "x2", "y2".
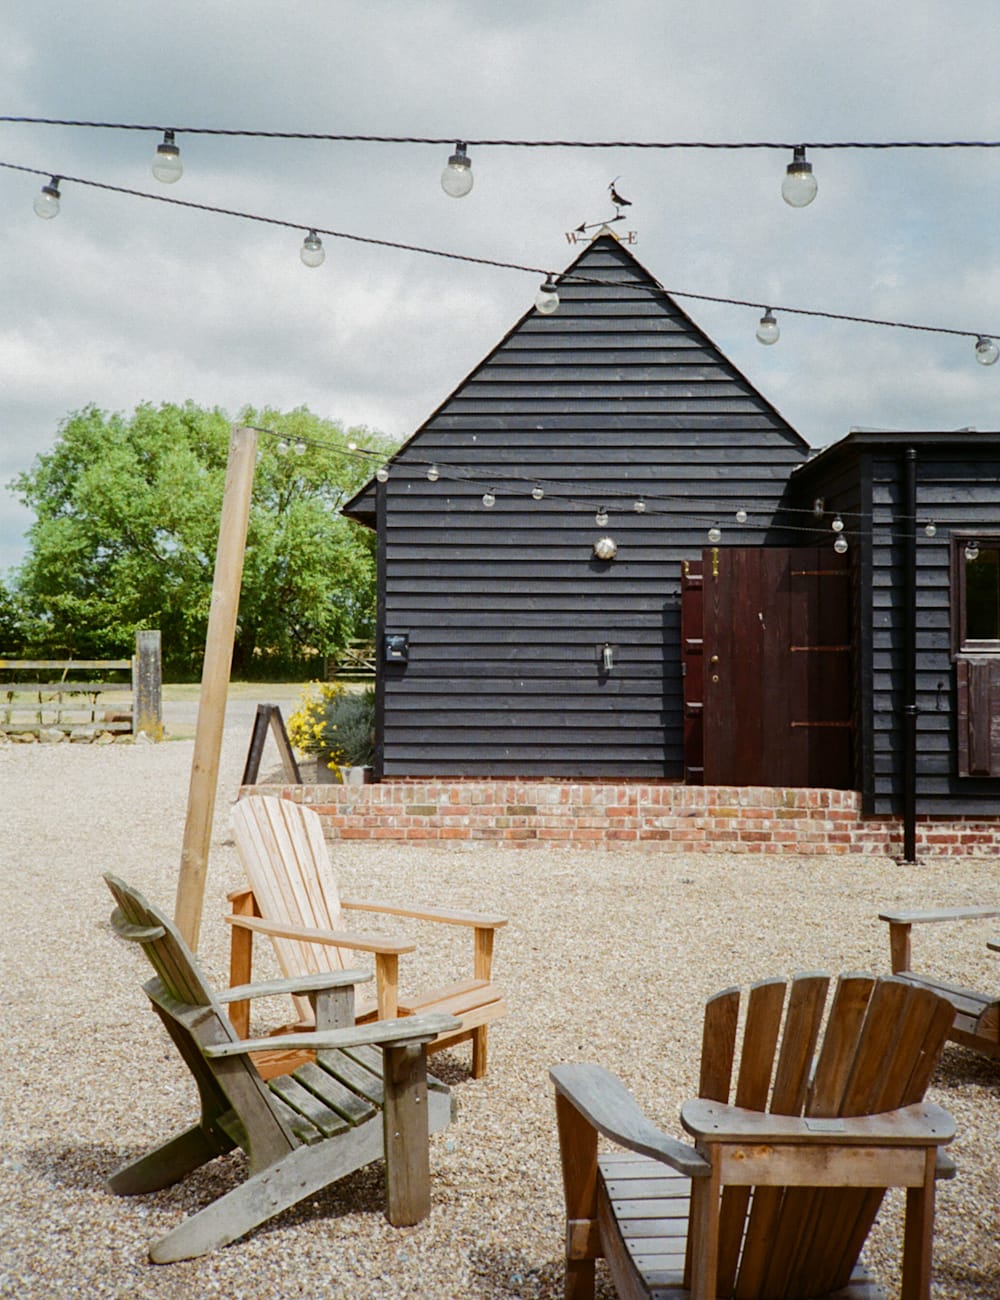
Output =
[
  {"x1": 879, "y1": 905, "x2": 1000, "y2": 1059},
  {"x1": 551, "y1": 973, "x2": 957, "y2": 1300},
  {"x1": 104, "y1": 874, "x2": 459, "y2": 1263}
]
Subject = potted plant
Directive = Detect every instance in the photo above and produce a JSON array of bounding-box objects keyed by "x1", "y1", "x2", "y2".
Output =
[{"x1": 287, "y1": 682, "x2": 375, "y2": 783}]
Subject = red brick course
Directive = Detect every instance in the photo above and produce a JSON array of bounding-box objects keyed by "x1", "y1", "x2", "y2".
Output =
[{"x1": 240, "y1": 780, "x2": 1000, "y2": 857}]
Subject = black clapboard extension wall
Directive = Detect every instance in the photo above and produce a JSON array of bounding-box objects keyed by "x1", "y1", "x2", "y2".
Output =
[
  {"x1": 789, "y1": 430, "x2": 1000, "y2": 817},
  {"x1": 345, "y1": 233, "x2": 810, "y2": 777}
]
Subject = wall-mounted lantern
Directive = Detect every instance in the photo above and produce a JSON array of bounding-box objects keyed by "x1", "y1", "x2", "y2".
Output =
[{"x1": 383, "y1": 632, "x2": 409, "y2": 664}]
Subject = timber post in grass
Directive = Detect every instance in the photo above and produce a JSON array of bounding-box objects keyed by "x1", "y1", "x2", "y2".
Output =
[{"x1": 175, "y1": 424, "x2": 257, "y2": 949}]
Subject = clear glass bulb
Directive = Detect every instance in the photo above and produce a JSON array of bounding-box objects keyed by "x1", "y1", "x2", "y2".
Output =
[
  {"x1": 633, "y1": 500, "x2": 646, "y2": 514},
  {"x1": 376, "y1": 466, "x2": 390, "y2": 483},
  {"x1": 834, "y1": 535, "x2": 849, "y2": 554},
  {"x1": 707, "y1": 525, "x2": 722, "y2": 544},
  {"x1": 293, "y1": 439, "x2": 307, "y2": 455},
  {"x1": 152, "y1": 131, "x2": 183, "y2": 184},
  {"x1": 832, "y1": 513, "x2": 845, "y2": 533},
  {"x1": 535, "y1": 278, "x2": 559, "y2": 315},
  {"x1": 975, "y1": 336, "x2": 999, "y2": 365},
  {"x1": 276, "y1": 439, "x2": 290, "y2": 455},
  {"x1": 482, "y1": 491, "x2": 496, "y2": 507},
  {"x1": 595, "y1": 507, "x2": 609, "y2": 526},
  {"x1": 781, "y1": 146, "x2": 817, "y2": 207},
  {"x1": 756, "y1": 310, "x2": 780, "y2": 345},
  {"x1": 593, "y1": 536, "x2": 617, "y2": 560},
  {"x1": 966, "y1": 540, "x2": 980, "y2": 561},
  {"x1": 33, "y1": 178, "x2": 61, "y2": 219},
  {"x1": 531, "y1": 485, "x2": 544, "y2": 500},
  {"x1": 300, "y1": 231, "x2": 325, "y2": 267},
  {"x1": 441, "y1": 143, "x2": 473, "y2": 197},
  {"x1": 924, "y1": 522, "x2": 937, "y2": 538},
  {"x1": 426, "y1": 465, "x2": 440, "y2": 482},
  {"x1": 735, "y1": 507, "x2": 748, "y2": 524}
]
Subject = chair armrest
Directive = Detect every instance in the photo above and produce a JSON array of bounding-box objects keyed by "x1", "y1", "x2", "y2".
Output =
[
  {"x1": 680, "y1": 1099, "x2": 955, "y2": 1147},
  {"x1": 341, "y1": 897, "x2": 508, "y2": 930},
  {"x1": 550, "y1": 1063, "x2": 710, "y2": 1177},
  {"x1": 225, "y1": 912, "x2": 417, "y2": 956},
  {"x1": 216, "y1": 968, "x2": 371, "y2": 1004},
  {"x1": 878, "y1": 906, "x2": 1000, "y2": 925},
  {"x1": 204, "y1": 1011, "x2": 462, "y2": 1058}
]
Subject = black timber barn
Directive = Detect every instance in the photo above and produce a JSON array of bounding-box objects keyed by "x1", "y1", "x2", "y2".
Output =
[{"x1": 344, "y1": 232, "x2": 813, "y2": 780}]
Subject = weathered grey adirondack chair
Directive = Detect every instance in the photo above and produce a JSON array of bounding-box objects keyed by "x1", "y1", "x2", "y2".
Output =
[
  {"x1": 551, "y1": 973, "x2": 957, "y2": 1300},
  {"x1": 104, "y1": 874, "x2": 459, "y2": 1263},
  {"x1": 879, "y1": 905, "x2": 1000, "y2": 1059},
  {"x1": 227, "y1": 794, "x2": 507, "y2": 1079}
]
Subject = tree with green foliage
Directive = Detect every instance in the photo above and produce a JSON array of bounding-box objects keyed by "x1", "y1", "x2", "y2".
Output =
[{"x1": 9, "y1": 402, "x2": 396, "y2": 675}]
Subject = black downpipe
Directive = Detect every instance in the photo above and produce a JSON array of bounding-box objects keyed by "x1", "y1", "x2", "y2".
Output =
[
  {"x1": 901, "y1": 448, "x2": 918, "y2": 861},
  {"x1": 373, "y1": 478, "x2": 387, "y2": 783}
]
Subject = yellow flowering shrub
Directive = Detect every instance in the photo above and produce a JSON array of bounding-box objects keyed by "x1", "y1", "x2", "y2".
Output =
[{"x1": 287, "y1": 681, "x2": 375, "y2": 772}]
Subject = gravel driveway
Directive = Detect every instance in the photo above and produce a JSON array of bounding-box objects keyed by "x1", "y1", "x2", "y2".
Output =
[{"x1": 1, "y1": 711, "x2": 997, "y2": 1298}]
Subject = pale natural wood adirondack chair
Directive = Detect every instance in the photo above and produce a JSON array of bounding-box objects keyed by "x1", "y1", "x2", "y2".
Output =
[
  {"x1": 104, "y1": 874, "x2": 459, "y2": 1263},
  {"x1": 551, "y1": 973, "x2": 957, "y2": 1300},
  {"x1": 879, "y1": 905, "x2": 1000, "y2": 1059},
  {"x1": 228, "y1": 794, "x2": 507, "y2": 1079}
]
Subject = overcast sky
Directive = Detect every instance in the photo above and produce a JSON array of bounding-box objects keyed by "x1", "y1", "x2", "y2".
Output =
[{"x1": 1, "y1": 2, "x2": 998, "y2": 573}]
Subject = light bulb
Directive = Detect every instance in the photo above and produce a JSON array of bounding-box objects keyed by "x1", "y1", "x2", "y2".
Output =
[
  {"x1": 633, "y1": 500, "x2": 646, "y2": 514},
  {"x1": 33, "y1": 176, "x2": 61, "y2": 219},
  {"x1": 966, "y1": 540, "x2": 980, "y2": 561},
  {"x1": 531, "y1": 485, "x2": 544, "y2": 500},
  {"x1": 441, "y1": 142, "x2": 473, "y2": 197},
  {"x1": 482, "y1": 491, "x2": 496, "y2": 507},
  {"x1": 593, "y1": 536, "x2": 617, "y2": 560},
  {"x1": 595, "y1": 507, "x2": 609, "y2": 526},
  {"x1": 975, "y1": 336, "x2": 999, "y2": 366},
  {"x1": 834, "y1": 535, "x2": 849, "y2": 554},
  {"x1": 293, "y1": 439, "x2": 307, "y2": 455},
  {"x1": 735, "y1": 507, "x2": 748, "y2": 524},
  {"x1": 756, "y1": 309, "x2": 780, "y2": 345},
  {"x1": 924, "y1": 522, "x2": 937, "y2": 538},
  {"x1": 276, "y1": 439, "x2": 290, "y2": 455},
  {"x1": 707, "y1": 525, "x2": 722, "y2": 544},
  {"x1": 376, "y1": 466, "x2": 390, "y2": 483},
  {"x1": 832, "y1": 513, "x2": 845, "y2": 533},
  {"x1": 535, "y1": 277, "x2": 560, "y2": 315},
  {"x1": 426, "y1": 465, "x2": 440, "y2": 482},
  {"x1": 781, "y1": 145, "x2": 817, "y2": 207},
  {"x1": 152, "y1": 130, "x2": 183, "y2": 184},
  {"x1": 300, "y1": 230, "x2": 325, "y2": 267}
]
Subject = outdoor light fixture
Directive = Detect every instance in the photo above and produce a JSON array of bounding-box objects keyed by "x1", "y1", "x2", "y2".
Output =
[
  {"x1": 531, "y1": 484, "x2": 544, "y2": 500},
  {"x1": 482, "y1": 490, "x2": 496, "y2": 507},
  {"x1": 593, "y1": 536, "x2": 617, "y2": 560},
  {"x1": 735, "y1": 507, "x2": 748, "y2": 524},
  {"x1": 300, "y1": 230, "x2": 325, "y2": 267},
  {"x1": 595, "y1": 506, "x2": 609, "y2": 527},
  {"x1": 151, "y1": 130, "x2": 183, "y2": 184},
  {"x1": 534, "y1": 277, "x2": 560, "y2": 315},
  {"x1": 781, "y1": 145, "x2": 818, "y2": 207},
  {"x1": 601, "y1": 643, "x2": 615, "y2": 673},
  {"x1": 33, "y1": 176, "x2": 61, "y2": 219},
  {"x1": 707, "y1": 524, "x2": 722, "y2": 544},
  {"x1": 426, "y1": 464, "x2": 440, "y2": 482},
  {"x1": 633, "y1": 500, "x2": 646, "y2": 514},
  {"x1": 756, "y1": 309, "x2": 780, "y2": 345},
  {"x1": 975, "y1": 335, "x2": 999, "y2": 365},
  {"x1": 376, "y1": 466, "x2": 390, "y2": 482},
  {"x1": 925, "y1": 521, "x2": 937, "y2": 537},
  {"x1": 965, "y1": 539, "x2": 981, "y2": 561},
  {"x1": 293, "y1": 439, "x2": 307, "y2": 455},
  {"x1": 832, "y1": 513, "x2": 845, "y2": 533},
  {"x1": 834, "y1": 535, "x2": 849, "y2": 554},
  {"x1": 276, "y1": 439, "x2": 290, "y2": 455},
  {"x1": 441, "y1": 142, "x2": 473, "y2": 197}
]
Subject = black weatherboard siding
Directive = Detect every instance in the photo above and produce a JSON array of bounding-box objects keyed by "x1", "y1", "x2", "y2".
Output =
[{"x1": 345, "y1": 234, "x2": 810, "y2": 778}]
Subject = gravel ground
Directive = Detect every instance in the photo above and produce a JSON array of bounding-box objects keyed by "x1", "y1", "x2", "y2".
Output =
[{"x1": 1, "y1": 721, "x2": 998, "y2": 1298}]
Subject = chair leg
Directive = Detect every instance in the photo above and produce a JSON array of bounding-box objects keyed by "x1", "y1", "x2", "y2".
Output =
[
  {"x1": 382, "y1": 1042, "x2": 433, "y2": 1226},
  {"x1": 471, "y1": 1025, "x2": 488, "y2": 1079},
  {"x1": 148, "y1": 1120, "x2": 384, "y2": 1262},
  {"x1": 108, "y1": 1123, "x2": 234, "y2": 1195},
  {"x1": 901, "y1": 1153, "x2": 938, "y2": 1300}
]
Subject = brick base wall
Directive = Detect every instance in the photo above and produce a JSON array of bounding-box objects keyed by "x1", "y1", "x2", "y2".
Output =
[{"x1": 240, "y1": 780, "x2": 1000, "y2": 857}]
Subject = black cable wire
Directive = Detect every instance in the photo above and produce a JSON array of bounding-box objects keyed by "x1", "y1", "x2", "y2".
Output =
[
  {"x1": 5, "y1": 158, "x2": 996, "y2": 342},
  {"x1": 2, "y1": 117, "x2": 1000, "y2": 149}
]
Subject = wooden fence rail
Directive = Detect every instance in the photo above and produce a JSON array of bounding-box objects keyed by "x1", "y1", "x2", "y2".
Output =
[{"x1": 0, "y1": 630, "x2": 162, "y2": 740}]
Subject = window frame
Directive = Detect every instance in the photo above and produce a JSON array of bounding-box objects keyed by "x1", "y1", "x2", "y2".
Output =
[{"x1": 951, "y1": 531, "x2": 1000, "y2": 658}]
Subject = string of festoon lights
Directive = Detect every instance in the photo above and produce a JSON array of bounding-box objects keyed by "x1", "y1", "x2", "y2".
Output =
[
  {"x1": 250, "y1": 425, "x2": 952, "y2": 557},
  {"x1": 6, "y1": 151, "x2": 999, "y2": 367}
]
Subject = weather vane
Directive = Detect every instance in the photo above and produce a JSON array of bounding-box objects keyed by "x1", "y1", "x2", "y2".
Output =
[{"x1": 565, "y1": 178, "x2": 637, "y2": 244}]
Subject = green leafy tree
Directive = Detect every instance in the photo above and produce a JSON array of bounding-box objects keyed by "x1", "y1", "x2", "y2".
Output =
[{"x1": 10, "y1": 402, "x2": 395, "y2": 675}]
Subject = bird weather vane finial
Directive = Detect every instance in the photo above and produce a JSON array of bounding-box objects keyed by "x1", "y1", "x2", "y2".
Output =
[{"x1": 566, "y1": 179, "x2": 637, "y2": 244}]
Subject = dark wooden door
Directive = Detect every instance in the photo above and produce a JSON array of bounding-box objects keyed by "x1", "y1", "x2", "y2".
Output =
[{"x1": 682, "y1": 547, "x2": 853, "y2": 788}]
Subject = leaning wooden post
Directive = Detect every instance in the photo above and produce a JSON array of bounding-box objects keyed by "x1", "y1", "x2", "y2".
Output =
[{"x1": 174, "y1": 425, "x2": 257, "y2": 949}]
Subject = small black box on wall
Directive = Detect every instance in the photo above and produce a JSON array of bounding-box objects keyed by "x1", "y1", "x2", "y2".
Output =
[{"x1": 383, "y1": 632, "x2": 409, "y2": 664}]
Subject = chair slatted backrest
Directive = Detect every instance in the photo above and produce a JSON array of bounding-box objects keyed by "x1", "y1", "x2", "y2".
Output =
[
  {"x1": 697, "y1": 972, "x2": 954, "y2": 1300},
  {"x1": 231, "y1": 796, "x2": 349, "y2": 981},
  {"x1": 104, "y1": 873, "x2": 297, "y2": 1168}
]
